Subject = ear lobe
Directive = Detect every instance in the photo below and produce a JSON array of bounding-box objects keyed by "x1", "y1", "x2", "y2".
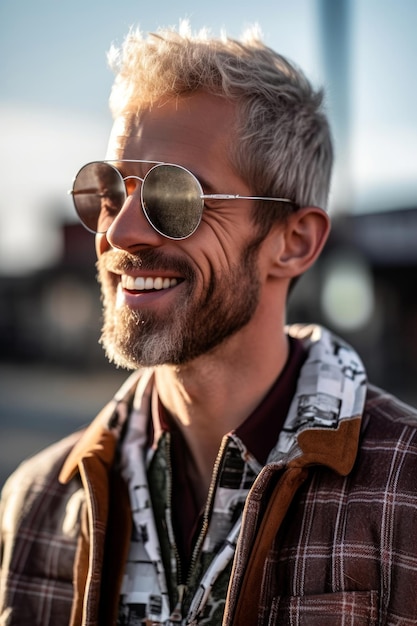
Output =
[{"x1": 270, "y1": 206, "x2": 330, "y2": 279}]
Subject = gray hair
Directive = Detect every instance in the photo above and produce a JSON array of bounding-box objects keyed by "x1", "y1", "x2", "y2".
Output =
[{"x1": 108, "y1": 21, "x2": 333, "y2": 224}]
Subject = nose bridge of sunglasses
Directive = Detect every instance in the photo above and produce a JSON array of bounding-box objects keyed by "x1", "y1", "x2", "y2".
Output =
[{"x1": 123, "y1": 174, "x2": 143, "y2": 196}]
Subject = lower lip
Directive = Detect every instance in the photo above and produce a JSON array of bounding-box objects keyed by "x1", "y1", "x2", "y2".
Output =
[{"x1": 116, "y1": 281, "x2": 181, "y2": 309}]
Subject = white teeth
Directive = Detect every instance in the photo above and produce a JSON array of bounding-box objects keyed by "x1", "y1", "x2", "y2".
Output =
[
  {"x1": 133, "y1": 276, "x2": 145, "y2": 290},
  {"x1": 122, "y1": 275, "x2": 178, "y2": 291}
]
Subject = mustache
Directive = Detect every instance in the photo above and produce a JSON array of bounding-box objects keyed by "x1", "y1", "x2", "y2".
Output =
[{"x1": 96, "y1": 249, "x2": 196, "y2": 280}]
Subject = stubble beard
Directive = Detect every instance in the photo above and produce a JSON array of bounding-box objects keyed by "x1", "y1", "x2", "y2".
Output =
[{"x1": 97, "y1": 239, "x2": 263, "y2": 369}]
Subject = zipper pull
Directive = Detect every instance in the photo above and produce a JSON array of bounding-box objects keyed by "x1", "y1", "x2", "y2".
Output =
[{"x1": 168, "y1": 584, "x2": 186, "y2": 623}]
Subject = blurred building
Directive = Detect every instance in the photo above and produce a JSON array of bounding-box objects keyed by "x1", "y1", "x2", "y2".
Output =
[
  {"x1": 289, "y1": 205, "x2": 417, "y2": 405},
  {"x1": 0, "y1": 224, "x2": 103, "y2": 368}
]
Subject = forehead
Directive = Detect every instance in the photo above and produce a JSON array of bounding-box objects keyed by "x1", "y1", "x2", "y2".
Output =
[{"x1": 106, "y1": 92, "x2": 237, "y2": 170}]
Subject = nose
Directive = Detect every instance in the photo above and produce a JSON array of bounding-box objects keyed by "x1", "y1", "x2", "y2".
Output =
[
  {"x1": 124, "y1": 174, "x2": 142, "y2": 197},
  {"x1": 104, "y1": 178, "x2": 163, "y2": 251}
]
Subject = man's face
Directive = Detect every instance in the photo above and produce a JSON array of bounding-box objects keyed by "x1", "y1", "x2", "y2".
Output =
[{"x1": 96, "y1": 92, "x2": 269, "y2": 368}]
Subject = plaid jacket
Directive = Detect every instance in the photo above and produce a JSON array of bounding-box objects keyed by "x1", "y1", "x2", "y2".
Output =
[{"x1": 1, "y1": 325, "x2": 417, "y2": 625}]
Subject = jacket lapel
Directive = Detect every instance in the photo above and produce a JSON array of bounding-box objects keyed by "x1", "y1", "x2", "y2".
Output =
[{"x1": 58, "y1": 371, "x2": 141, "y2": 625}]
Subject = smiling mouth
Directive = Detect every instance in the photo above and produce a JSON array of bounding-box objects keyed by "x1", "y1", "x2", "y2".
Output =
[{"x1": 121, "y1": 275, "x2": 180, "y2": 292}]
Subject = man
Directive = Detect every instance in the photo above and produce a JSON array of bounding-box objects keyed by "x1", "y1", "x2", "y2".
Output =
[{"x1": 1, "y1": 22, "x2": 417, "y2": 626}]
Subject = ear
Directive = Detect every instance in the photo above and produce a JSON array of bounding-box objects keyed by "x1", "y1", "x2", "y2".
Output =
[{"x1": 269, "y1": 206, "x2": 331, "y2": 279}]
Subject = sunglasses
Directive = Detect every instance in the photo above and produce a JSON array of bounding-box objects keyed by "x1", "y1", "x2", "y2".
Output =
[{"x1": 70, "y1": 160, "x2": 296, "y2": 240}]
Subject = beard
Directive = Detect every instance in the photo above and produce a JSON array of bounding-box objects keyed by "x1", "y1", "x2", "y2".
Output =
[{"x1": 97, "y1": 236, "x2": 264, "y2": 369}]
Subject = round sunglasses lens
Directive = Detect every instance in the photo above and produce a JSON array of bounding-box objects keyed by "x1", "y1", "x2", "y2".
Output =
[
  {"x1": 72, "y1": 162, "x2": 125, "y2": 233},
  {"x1": 142, "y1": 165, "x2": 202, "y2": 239}
]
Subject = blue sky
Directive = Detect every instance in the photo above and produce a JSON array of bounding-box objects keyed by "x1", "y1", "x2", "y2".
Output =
[{"x1": 1, "y1": 0, "x2": 416, "y2": 274}]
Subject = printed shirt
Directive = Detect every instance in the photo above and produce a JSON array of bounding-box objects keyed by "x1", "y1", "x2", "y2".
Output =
[{"x1": 117, "y1": 327, "x2": 367, "y2": 625}]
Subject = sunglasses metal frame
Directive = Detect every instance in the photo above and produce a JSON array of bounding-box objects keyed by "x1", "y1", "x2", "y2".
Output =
[{"x1": 70, "y1": 159, "x2": 297, "y2": 240}]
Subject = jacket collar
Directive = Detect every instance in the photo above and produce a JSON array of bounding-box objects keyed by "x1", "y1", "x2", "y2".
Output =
[
  {"x1": 59, "y1": 325, "x2": 367, "y2": 484},
  {"x1": 269, "y1": 324, "x2": 367, "y2": 475},
  {"x1": 59, "y1": 370, "x2": 143, "y2": 484}
]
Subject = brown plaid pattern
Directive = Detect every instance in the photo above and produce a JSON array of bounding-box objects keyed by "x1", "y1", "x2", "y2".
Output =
[
  {"x1": 2, "y1": 369, "x2": 417, "y2": 624},
  {"x1": 0, "y1": 433, "x2": 83, "y2": 625},
  {"x1": 225, "y1": 385, "x2": 417, "y2": 625}
]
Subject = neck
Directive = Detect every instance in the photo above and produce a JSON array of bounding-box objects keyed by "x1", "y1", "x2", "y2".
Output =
[{"x1": 154, "y1": 323, "x2": 289, "y2": 504}]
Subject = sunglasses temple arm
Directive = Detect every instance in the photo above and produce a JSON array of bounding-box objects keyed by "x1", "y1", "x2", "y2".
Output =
[{"x1": 201, "y1": 194, "x2": 295, "y2": 204}]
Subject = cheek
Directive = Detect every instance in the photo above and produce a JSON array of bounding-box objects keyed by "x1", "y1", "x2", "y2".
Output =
[
  {"x1": 198, "y1": 225, "x2": 250, "y2": 275},
  {"x1": 95, "y1": 233, "x2": 109, "y2": 258},
  {"x1": 201, "y1": 206, "x2": 255, "y2": 252}
]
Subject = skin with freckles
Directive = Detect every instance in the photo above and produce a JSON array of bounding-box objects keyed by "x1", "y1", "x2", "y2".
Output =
[{"x1": 96, "y1": 91, "x2": 330, "y2": 502}]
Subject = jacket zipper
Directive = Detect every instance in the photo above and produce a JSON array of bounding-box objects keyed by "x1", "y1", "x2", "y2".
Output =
[{"x1": 166, "y1": 434, "x2": 229, "y2": 623}]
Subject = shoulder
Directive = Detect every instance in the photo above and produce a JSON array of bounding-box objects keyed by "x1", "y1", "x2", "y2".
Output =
[
  {"x1": 353, "y1": 383, "x2": 417, "y2": 497},
  {"x1": 363, "y1": 383, "x2": 417, "y2": 434},
  {"x1": 0, "y1": 431, "x2": 85, "y2": 533},
  {"x1": 0, "y1": 432, "x2": 88, "y2": 619},
  {"x1": 2, "y1": 430, "x2": 84, "y2": 491}
]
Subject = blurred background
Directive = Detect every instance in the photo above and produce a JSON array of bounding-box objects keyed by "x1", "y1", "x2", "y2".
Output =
[{"x1": 1, "y1": 0, "x2": 417, "y2": 487}]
